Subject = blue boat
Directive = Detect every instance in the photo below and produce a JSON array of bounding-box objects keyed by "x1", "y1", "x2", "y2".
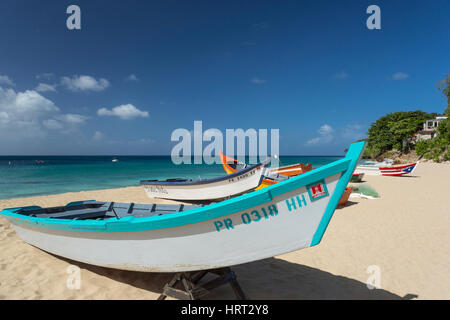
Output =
[{"x1": 0, "y1": 141, "x2": 365, "y2": 272}]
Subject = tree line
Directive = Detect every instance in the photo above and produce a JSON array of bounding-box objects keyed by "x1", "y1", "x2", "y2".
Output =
[{"x1": 364, "y1": 74, "x2": 449, "y2": 162}]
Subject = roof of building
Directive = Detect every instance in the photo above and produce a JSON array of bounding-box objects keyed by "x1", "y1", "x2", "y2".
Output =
[{"x1": 425, "y1": 116, "x2": 448, "y2": 121}]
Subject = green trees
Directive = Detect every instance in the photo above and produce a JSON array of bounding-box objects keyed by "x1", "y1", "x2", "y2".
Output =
[
  {"x1": 437, "y1": 73, "x2": 449, "y2": 112},
  {"x1": 364, "y1": 75, "x2": 450, "y2": 162},
  {"x1": 415, "y1": 135, "x2": 449, "y2": 162},
  {"x1": 366, "y1": 111, "x2": 433, "y2": 156},
  {"x1": 436, "y1": 74, "x2": 450, "y2": 142}
]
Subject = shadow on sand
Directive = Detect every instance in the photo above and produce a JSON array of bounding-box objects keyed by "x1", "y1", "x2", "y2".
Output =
[
  {"x1": 336, "y1": 200, "x2": 359, "y2": 209},
  {"x1": 391, "y1": 175, "x2": 419, "y2": 178},
  {"x1": 57, "y1": 255, "x2": 418, "y2": 300}
]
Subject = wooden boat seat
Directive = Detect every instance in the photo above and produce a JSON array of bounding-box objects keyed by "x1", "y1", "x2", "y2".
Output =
[{"x1": 15, "y1": 202, "x2": 203, "y2": 221}]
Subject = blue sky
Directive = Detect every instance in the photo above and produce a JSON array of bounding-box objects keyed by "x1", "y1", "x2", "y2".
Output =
[{"x1": 0, "y1": 0, "x2": 449, "y2": 155}]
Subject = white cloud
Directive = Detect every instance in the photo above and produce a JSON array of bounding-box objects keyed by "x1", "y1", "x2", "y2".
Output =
[
  {"x1": 35, "y1": 83, "x2": 57, "y2": 92},
  {"x1": 93, "y1": 131, "x2": 104, "y2": 141},
  {"x1": 61, "y1": 75, "x2": 110, "y2": 92},
  {"x1": 333, "y1": 71, "x2": 349, "y2": 79},
  {"x1": 392, "y1": 72, "x2": 409, "y2": 80},
  {"x1": 0, "y1": 111, "x2": 10, "y2": 124},
  {"x1": 0, "y1": 87, "x2": 59, "y2": 120},
  {"x1": 43, "y1": 114, "x2": 88, "y2": 132},
  {"x1": 36, "y1": 73, "x2": 54, "y2": 80},
  {"x1": 251, "y1": 77, "x2": 267, "y2": 84},
  {"x1": 0, "y1": 75, "x2": 15, "y2": 86},
  {"x1": 125, "y1": 74, "x2": 139, "y2": 82},
  {"x1": 43, "y1": 119, "x2": 63, "y2": 130},
  {"x1": 56, "y1": 113, "x2": 88, "y2": 125},
  {"x1": 97, "y1": 104, "x2": 149, "y2": 120},
  {"x1": 342, "y1": 124, "x2": 366, "y2": 141},
  {"x1": 307, "y1": 124, "x2": 334, "y2": 145},
  {"x1": 318, "y1": 124, "x2": 333, "y2": 135},
  {"x1": 0, "y1": 85, "x2": 91, "y2": 139},
  {"x1": 0, "y1": 87, "x2": 60, "y2": 138}
]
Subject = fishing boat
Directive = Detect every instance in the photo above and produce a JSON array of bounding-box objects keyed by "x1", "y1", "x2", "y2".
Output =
[
  {"x1": 355, "y1": 162, "x2": 418, "y2": 176},
  {"x1": 350, "y1": 172, "x2": 365, "y2": 182},
  {"x1": 0, "y1": 141, "x2": 366, "y2": 272},
  {"x1": 140, "y1": 161, "x2": 268, "y2": 201},
  {"x1": 219, "y1": 151, "x2": 312, "y2": 189},
  {"x1": 219, "y1": 151, "x2": 312, "y2": 177}
]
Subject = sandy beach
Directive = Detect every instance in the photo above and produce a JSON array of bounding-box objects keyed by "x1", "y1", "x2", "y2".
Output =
[{"x1": 0, "y1": 162, "x2": 449, "y2": 300}]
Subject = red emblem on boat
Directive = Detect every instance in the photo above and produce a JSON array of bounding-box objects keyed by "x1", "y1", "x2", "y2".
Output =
[{"x1": 309, "y1": 183, "x2": 327, "y2": 200}]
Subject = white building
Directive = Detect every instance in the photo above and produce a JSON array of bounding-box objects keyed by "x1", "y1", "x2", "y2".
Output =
[{"x1": 416, "y1": 116, "x2": 448, "y2": 141}]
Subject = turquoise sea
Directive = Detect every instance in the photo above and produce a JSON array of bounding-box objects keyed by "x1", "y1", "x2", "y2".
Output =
[{"x1": 0, "y1": 156, "x2": 343, "y2": 199}]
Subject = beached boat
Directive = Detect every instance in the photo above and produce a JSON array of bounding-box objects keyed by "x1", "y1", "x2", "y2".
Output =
[
  {"x1": 140, "y1": 161, "x2": 268, "y2": 201},
  {"x1": 350, "y1": 173, "x2": 365, "y2": 182},
  {"x1": 219, "y1": 151, "x2": 312, "y2": 189},
  {"x1": 0, "y1": 141, "x2": 365, "y2": 272},
  {"x1": 219, "y1": 151, "x2": 312, "y2": 177},
  {"x1": 355, "y1": 162, "x2": 418, "y2": 176}
]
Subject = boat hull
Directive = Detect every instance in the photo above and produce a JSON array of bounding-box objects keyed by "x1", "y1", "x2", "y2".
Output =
[
  {"x1": 355, "y1": 162, "x2": 417, "y2": 176},
  {"x1": 9, "y1": 174, "x2": 340, "y2": 272},
  {"x1": 141, "y1": 163, "x2": 265, "y2": 200},
  {"x1": 350, "y1": 173, "x2": 364, "y2": 182}
]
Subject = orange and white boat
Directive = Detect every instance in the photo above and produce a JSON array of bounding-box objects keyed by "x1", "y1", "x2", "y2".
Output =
[{"x1": 219, "y1": 151, "x2": 312, "y2": 190}]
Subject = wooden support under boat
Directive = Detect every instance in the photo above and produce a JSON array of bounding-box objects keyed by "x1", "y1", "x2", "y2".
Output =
[{"x1": 158, "y1": 267, "x2": 247, "y2": 300}]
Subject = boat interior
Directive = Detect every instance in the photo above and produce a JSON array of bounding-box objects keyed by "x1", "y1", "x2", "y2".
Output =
[{"x1": 13, "y1": 202, "x2": 205, "y2": 221}]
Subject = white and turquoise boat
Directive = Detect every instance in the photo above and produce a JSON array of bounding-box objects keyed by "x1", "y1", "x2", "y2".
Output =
[
  {"x1": 140, "y1": 161, "x2": 268, "y2": 201},
  {"x1": 0, "y1": 141, "x2": 365, "y2": 272}
]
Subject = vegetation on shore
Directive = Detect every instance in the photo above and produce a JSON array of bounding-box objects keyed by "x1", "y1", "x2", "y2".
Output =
[{"x1": 364, "y1": 74, "x2": 450, "y2": 162}]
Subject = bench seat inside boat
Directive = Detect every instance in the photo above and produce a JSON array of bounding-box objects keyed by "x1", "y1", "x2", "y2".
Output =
[{"x1": 14, "y1": 202, "x2": 204, "y2": 220}]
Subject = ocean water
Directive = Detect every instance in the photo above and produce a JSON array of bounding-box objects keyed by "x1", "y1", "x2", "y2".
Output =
[{"x1": 0, "y1": 156, "x2": 343, "y2": 199}]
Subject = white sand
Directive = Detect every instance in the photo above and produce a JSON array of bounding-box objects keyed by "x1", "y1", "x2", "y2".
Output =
[{"x1": 0, "y1": 162, "x2": 449, "y2": 299}]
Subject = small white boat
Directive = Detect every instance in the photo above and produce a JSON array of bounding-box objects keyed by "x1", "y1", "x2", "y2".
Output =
[
  {"x1": 112, "y1": 158, "x2": 119, "y2": 162},
  {"x1": 140, "y1": 162, "x2": 267, "y2": 201},
  {"x1": 355, "y1": 162, "x2": 418, "y2": 176},
  {"x1": 0, "y1": 141, "x2": 366, "y2": 272}
]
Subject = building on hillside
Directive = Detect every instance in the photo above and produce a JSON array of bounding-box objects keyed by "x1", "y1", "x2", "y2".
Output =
[{"x1": 415, "y1": 116, "x2": 448, "y2": 141}]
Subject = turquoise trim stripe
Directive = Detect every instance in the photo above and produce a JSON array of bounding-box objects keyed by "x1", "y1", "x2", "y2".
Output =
[
  {"x1": 0, "y1": 142, "x2": 365, "y2": 234},
  {"x1": 310, "y1": 141, "x2": 366, "y2": 246}
]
